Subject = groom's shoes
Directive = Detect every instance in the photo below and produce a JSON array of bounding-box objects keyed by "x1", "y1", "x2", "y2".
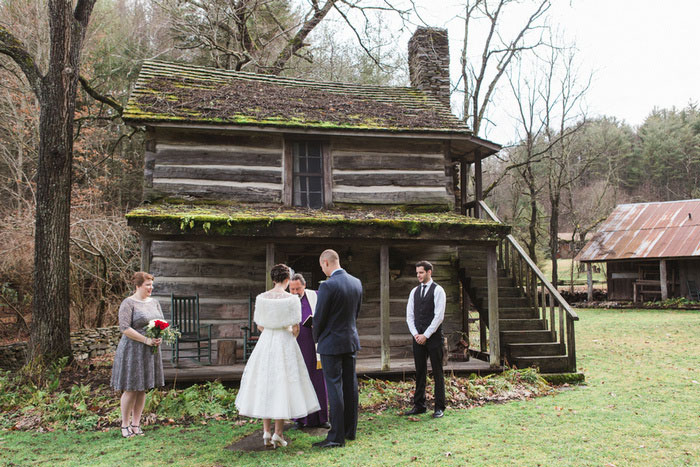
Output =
[
  {"x1": 433, "y1": 410, "x2": 444, "y2": 418},
  {"x1": 403, "y1": 407, "x2": 426, "y2": 416},
  {"x1": 312, "y1": 439, "x2": 344, "y2": 448}
]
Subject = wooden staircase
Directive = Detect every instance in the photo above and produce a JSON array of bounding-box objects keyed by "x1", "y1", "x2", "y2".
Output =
[{"x1": 460, "y1": 202, "x2": 579, "y2": 374}]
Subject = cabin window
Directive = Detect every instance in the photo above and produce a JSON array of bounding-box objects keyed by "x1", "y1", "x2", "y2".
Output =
[{"x1": 286, "y1": 140, "x2": 330, "y2": 208}]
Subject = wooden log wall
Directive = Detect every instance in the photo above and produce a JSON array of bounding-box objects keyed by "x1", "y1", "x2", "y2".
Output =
[
  {"x1": 146, "y1": 129, "x2": 283, "y2": 202},
  {"x1": 345, "y1": 245, "x2": 462, "y2": 360},
  {"x1": 150, "y1": 240, "x2": 267, "y2": 363},
  {"x1": 148, "y1": 239, "x2": 464, "y2": 363},
  {"x1": 331, "y1": 137, "x2": 453, "y2": 206}
]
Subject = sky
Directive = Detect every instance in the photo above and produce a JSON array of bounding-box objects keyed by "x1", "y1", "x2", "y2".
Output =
[{"x1": 399, "y1": 0, "x2": 700, "y2": 144}]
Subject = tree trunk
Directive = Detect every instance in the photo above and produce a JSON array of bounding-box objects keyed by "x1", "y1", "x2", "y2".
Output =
[
  {"x1": 526, "y1": 167, "x2": 538, "y2": 263},
  {"x1": 25, "y1": 0, "x2": 98, "y2": 364},
  {"x1": 549, "y1": 200, "x2": 559, "y2": 288}
]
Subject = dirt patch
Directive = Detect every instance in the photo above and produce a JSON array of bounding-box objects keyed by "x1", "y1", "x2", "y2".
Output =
[{"x1": 224, "y1": 423, "x2": 328, "y2": 452}]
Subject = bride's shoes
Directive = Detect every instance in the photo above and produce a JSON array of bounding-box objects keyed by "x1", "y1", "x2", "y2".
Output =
[
  {"x1": 271, "y1": 433, "x2": 287, "y2": 448},
  {"x1": 263, "y1": 431, "x2": 272, "y2": 447}
]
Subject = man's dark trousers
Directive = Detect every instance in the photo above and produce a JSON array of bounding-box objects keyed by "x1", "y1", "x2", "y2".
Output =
[
  {"x1": 412, "y1": 334, "x2": 445, "y2": 411},
  {"x1": 320, "y1": 353, "x2": 358, "y2": 443}
]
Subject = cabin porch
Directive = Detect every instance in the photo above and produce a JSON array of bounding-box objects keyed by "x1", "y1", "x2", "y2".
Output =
[{"x1": 127, "y1": 202, "x2": 510, "y2": 373}]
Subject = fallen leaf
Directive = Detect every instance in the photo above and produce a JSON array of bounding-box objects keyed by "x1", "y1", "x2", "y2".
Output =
[{"x1": 408, "y1": 416, "x2": 420, "y2": 422}]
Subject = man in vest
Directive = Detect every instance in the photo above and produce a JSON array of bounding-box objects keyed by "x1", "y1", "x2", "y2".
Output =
[{"x1": 403, "y1": 260, "x2": 446, "y2": 418}]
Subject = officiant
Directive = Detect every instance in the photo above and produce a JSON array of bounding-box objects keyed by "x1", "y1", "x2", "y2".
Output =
[{"x1": 290, "y1": 273, "x2": 330, "y2": 429}]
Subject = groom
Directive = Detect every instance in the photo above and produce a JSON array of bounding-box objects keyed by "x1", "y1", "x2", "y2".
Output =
[{"x1": 312, "y1": 249, "x2": 363, "y2": 448}]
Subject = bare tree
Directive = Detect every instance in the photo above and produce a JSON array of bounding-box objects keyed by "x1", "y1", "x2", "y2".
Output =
[
  {"x1": 541, "y1": 44, "x2": 591, "y2": 287},
  {"x1": 154, "y1": 0, "x2": 408, "y2": 74},
  {"x1": 457, "y1": 0, "x2": 550, "y2": 137},
  {"x1": 0, "y1": 0, "x2": 98, "y2": 363}
]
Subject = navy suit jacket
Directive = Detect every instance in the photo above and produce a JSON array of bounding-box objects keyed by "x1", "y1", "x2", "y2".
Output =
[{"x1": 313, "y1": 269, "x2": 362, "y2": 355}]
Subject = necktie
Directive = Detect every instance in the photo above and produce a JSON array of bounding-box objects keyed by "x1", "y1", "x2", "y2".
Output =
[{"x1": 421, "y1": 284, "x2": 427, "y2": 298}]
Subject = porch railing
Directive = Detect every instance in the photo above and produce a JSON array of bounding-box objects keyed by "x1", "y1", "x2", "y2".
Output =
[{"x1": 470, "y1": 200, "x2": 579, "y2": 373}]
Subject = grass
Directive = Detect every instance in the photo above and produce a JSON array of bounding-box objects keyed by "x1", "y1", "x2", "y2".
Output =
[
  {"x1": 540, "y1": 258, "x2": 606, "y2": 287},
  {"x1": 2, "y1": 309, "x2": 700, "y2": 466}
]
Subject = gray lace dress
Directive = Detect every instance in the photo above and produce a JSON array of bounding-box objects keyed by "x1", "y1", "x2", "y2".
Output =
[{"x1": 110, "y1": 297, "x2": 165, "y2": 391}]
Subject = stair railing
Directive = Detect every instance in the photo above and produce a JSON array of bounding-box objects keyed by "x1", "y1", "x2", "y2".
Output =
[{"x1": 475, "y1": 200, "x2": 579, "y2": 373}]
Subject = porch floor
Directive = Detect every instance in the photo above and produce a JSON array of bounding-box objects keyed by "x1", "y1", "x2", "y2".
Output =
[{"x1": 163, "y1": 357, "x2": 500, "y2": 384}]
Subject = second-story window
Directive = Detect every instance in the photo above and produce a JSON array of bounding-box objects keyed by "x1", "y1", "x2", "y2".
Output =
[{"x1": 293, "y1": 141, "x2": 324, "y2": 208}]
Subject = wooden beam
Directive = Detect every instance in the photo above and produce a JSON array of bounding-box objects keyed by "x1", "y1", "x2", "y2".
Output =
[
  {"x1": 282, "y1": 139, "x2": 293, "y2": 205},
  {"x1": 266, "y1": 243, "x2": 275, "y2": 290},
  {"x1": 659, "y1": 259, "x2": 668, "y2": 300},
  {"x1": 474, "y1": 152, "x2": 482, "y2": 218},
  {"x1": 380, "y1": 245, "x2": 391, "y2": 371},
  {"x1": 486, "y1": 244, "x2": 500, "y2": 367},
  {"x1": 140, "y1": 238, "x2": 152, "y2": 273},
  {"x1": 323, "y1": 141, "x2": 333, "y2": 207},
  {"x1": 460, "y1": 160, "x2": 468, "y2": 215},
  {"x1": 587, "y1": 263, "x2": 593, "y2": 302}
]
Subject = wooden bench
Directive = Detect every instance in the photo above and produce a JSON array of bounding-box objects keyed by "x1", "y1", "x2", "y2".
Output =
[{"x1": 633, "y1": 279, "x2": 661, "y2": 302}]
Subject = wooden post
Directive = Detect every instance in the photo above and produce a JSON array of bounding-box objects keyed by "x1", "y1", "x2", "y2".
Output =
[
  {"x1": 380, "y1": 245, "x2": 391, "y2": 371},
  {"x1": 266, "y1": 243, "x2": 275, "y2": 290},
  {"x1": 474, "y1": 153, "x2": 482, "y2": 218},
  {"x1": 659, "y1": 259, "x2": 668, "y2": 300},
  {"x1": 487, "y1": 244, "x2": 500, "y2": 367},
  {"x1": 460, "y1": 160, "x2": 468, "y2": 216},
  {"x1": 217, "y1": 339, "x2": 236, "y2": 365},
  {"x1": 587, "y1": 263, "x2": 593, "y2": 302},
  {"x1": 566, "y1": 314, "x2": 577, "y2": 372},
  {"x1": 140, "y1": 238, "x2": 151, "y2": 273}
]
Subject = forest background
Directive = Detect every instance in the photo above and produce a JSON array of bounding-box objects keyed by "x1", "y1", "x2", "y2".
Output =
[{"x1": 0, "y1": 0, "x2": 698, "y2": 347}]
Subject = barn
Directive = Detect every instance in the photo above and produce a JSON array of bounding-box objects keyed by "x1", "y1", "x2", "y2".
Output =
[{"x1": 577, "y1": 199, "x2": 700, "y2": 302}]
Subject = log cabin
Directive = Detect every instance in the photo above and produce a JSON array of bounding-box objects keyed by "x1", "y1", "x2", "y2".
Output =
[{"x1": 123, "y1": 27, "x2": 578, "y2": 374}]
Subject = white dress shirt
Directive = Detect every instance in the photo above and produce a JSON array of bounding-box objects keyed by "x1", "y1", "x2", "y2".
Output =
[{"x1": 406, "y1": 279, "x2": 446, "y2": 339}]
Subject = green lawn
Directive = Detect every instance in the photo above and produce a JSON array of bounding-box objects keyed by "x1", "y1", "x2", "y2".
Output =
[
  {"x1": 2, "y1": 309, "x2": 700, "y2": 466},
  {"x1": 539, "y1": 258, "x2": 606, "y2": 287}
]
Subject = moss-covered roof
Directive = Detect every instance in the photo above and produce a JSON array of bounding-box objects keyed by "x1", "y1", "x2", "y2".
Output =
[
  {"x1": 122, "y1": 61, "x2": 472, "y2": 134},
  {"x1": 126, "y1": 202, "x2": 509, "y2": 242}
]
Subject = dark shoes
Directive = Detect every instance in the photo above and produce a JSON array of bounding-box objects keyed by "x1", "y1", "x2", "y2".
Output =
[
  {"x1": 433, "y1": 410, "x2": 444, "y2": 418},
  {"x1": 403, "y1": 407, "x2": 426, "y2": 416},
  {"x1": 318, "y1": 422, "x2": 332, "y2": 429},
  {"x1": 312, "y1": 439, "x2": 344, "y2": 448},
  {"x1": 293, "y1": 421, "x2": 305, "y2": 430}
]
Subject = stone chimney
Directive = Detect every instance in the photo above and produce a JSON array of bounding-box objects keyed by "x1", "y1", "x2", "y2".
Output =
[{"x1": 408, "y1": 27, "x2": 450, "y2": 107}]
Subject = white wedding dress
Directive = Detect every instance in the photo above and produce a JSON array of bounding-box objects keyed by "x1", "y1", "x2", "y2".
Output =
[{"x1": 235, "y1": 292, "x2": 321, "y2": 419}]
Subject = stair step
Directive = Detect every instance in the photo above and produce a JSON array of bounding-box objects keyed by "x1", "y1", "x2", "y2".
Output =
[
  {"x1": 499, "y1": 318, "x2": 546, "y2": 331},
  {"x1": 498, "y1": 308, "x2": 540, "y2": 319},
  {"x1": 511, "y1": 355, "x2": 570, "y2": 373},
  {"x1": 506, "y1": 342, "x2": 563, "y2": 357},
  {"x1": 494, "y1": 297, "x2": 530, "y2": 307},
  {"x1": 500, "y1": 330, "x2": 556, "y2": 344}
]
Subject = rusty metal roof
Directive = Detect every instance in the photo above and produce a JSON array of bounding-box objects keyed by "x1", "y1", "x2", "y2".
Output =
[{"x1": 576, "y1": 199, "x2": 700, "y2": 262}]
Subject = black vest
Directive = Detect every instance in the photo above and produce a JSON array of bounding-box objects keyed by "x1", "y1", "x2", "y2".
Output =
[{"x1": 413, "y1": 282, "x2": 441, "y2": 336}]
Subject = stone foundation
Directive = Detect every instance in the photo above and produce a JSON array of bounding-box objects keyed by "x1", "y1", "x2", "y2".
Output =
[{"x1": 0, "y1": 326, "x2": 122, "y2": 371}]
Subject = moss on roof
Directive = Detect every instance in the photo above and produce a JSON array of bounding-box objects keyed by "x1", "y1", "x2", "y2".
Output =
[
  {"x1": 126, "y1": 202, "x2": 509, "y2": 241},
  {"x1": 123, "y1": 61, "x2": 472, "y2": 133}
]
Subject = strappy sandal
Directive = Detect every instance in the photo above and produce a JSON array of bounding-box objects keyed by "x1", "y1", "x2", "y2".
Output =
[
  {"x1": 120, "y1": 426, "x2": 133, "y2": 438},
  {"x1": 129, "y1": 424, "x2": 145, "y2": 436}
]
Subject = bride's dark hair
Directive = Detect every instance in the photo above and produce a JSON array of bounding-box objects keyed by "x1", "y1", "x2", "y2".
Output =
[{"x1": 270, "y1": 264, "x2": 291, "y2": 283}]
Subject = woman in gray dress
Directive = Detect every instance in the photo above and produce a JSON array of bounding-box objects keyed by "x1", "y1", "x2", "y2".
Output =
[{"x1": 111, "y1": 272, "x2": 165, "y2": 438}]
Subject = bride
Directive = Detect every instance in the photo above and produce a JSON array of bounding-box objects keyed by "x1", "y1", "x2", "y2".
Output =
[{"x1": 235, "y1": 264, "x2": 321, "y2": 448}]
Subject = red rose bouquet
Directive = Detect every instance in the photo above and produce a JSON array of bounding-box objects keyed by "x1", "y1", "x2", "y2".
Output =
[{"x1": 145, "y1": 319, "x2": 181, "y2": 354}]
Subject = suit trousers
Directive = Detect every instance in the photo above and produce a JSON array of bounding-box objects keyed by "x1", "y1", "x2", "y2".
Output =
[
  {"x1": 412, "y1": 335, "x2": 446, "y2": 411},
  {"x1": 320, "y1": 352, "x2": 358, "y2": 444}
]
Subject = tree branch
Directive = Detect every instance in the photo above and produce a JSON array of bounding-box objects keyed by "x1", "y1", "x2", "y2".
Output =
[
  {"x1": 269, "y1": 0, "x2": 337, "y2": 74},
  {"x1": 0, "y1": 25, "x2": 43, "y2": 98},
  {"x1": 78, "y1": 76, "x2": 124, "y2": 115}
]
